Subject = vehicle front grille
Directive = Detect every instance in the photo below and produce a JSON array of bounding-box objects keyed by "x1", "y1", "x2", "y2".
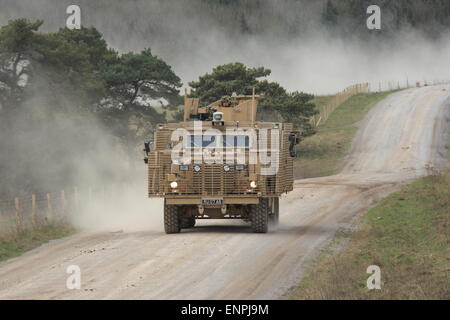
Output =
[{"x1": 191, "y1": 164, "x2": 248, "y2": 196}]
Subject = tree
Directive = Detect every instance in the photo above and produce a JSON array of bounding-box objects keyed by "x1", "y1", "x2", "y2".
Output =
[
  {"x1": 0, "y1": 19, "x2": 43, "y2": 115},
  {"x1": 0, "y1": 19, "x2": 184, "y2": 196},
  {"x1": 36, "y1": 26, "x2": 117, "y2": 110},
  {"x1": 322, "y1": 0, "x2": 339, "y2": 27},
  {"x1": 256, "y1": 80, "x2": 316, "y2": 137},
  {"x1": 188, "y1": 62, "x2": 317, "y2": 137},
  {"x1": 188, "y1": 62, "x2": 270, "y2": 105},
  {"x1": 102, "y1": 48, "x2": 181, "y2": 108},
  {"x1": 100, "y1": 49, "x2": 182, "y2": 161}
]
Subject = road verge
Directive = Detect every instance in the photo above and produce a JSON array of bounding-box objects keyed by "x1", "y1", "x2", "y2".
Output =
[{"x1": 291, "y1": 171, "x2": 450, "y2": 299}]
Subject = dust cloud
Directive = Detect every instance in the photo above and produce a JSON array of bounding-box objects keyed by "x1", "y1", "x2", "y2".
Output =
[
  {"x1": 70, "y1": 184, "x2": 164, "y2": 232},
  {"x1": 0, "y1": 70, "x2": 163, "y2": 232}
]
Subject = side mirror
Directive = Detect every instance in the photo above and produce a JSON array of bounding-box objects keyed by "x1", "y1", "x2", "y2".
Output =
[
  {"x1": 288, "y1": 133, "x2": 295, "y2": 142},
  {"x1": 288, "y1": 133, "x2": 299, "y2": 157},
  {"x1": 144, "y1": 142, "x2": 152, "y2": 155},
  {"x1": 144, "y1": 142, "x2": 152, "y2": 164},
  {"x1": 288, "y1": 132, "x2": 300, "y2": 144}
]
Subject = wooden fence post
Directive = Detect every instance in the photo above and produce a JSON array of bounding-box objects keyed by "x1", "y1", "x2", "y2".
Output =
[
  {"x1": 31, "y1": 194, "x2": 37, "y2": 227},
  {"x1": 74, "y1": 187, "x2": 79, "y2": 212},
  {"x1": 88, "y1": 187, "x2": 93, "y2": 204},
  {"x1": 61, "y1": 190, "x2": 66, "y2": 218},
  {"x1": 47, "y1": 193, "x2": 53, "y2": 222},
  {"x1": 15, "y1": 197, "x2": 22, "y2": 232},
  {"x1": 0, "y1": 209, "x2": 3, "y2": 235}
]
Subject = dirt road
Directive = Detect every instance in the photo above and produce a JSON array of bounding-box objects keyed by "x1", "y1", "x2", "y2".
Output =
[{"x1": 0, "y1": 85, "x2": 448, "y2": 299}]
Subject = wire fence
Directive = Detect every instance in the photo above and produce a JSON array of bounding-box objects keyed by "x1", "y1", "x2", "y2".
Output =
[
  {"x1": 311, "y1": 79, "x2": 450, "y2": 128},
  {"x1": 310, "y1": 83, "x2": 369, "y2": 127},
  {"x1": 370, "y1": 78, "x2": 450, "y2": 93},
  {"x1": 0, "y1": 190, "x2": 68, "y2": 235},
  {"x1": 0, "y1": 184, "x2": 141, "y2": 236}
]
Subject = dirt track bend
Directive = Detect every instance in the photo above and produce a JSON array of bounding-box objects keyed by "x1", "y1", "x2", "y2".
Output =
[{"x1": 0, "y1": 85, "x2": 448, "y2": 299}]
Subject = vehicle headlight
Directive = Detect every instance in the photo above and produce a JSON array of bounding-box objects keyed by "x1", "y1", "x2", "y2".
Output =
[
  {"x1": 193, "y1": 165, "x2": 201, "y2": 172},
  {"x1": 223, "y1": 165, "x2": 230, "y2": 172},
  {"x1": 213, "y1": 112, "x2": 223, "y2": 121},
  {"x1": 170, "y1": 181, "x2": 178, "y2": 189},
  {"x1": 250, "y1": 181, "x2": 257, "y2": 188}
]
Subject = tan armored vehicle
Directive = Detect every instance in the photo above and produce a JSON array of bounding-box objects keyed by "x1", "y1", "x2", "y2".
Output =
[{"x1": 144, "y1": 91, "x2": 299, "y2": 233}]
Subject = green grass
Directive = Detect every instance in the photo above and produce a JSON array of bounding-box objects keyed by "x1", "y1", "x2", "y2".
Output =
[
  {"x1": 292, "y1": 172, "x2": 450, "y2": 299},
  {"x1": 313, "y1": 95, "x2": 333, "y2": 113},
  {"x1": 0, "y1": 223, "x2": 75, "y2": 262},
  {"x1": 295, "y1": 92, "x2": 394, "y2": 178}
]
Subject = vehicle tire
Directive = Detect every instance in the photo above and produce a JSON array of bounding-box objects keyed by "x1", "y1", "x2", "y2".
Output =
[
  {"x1": 164, "y1": 203, "x2": 180, "y2": 234},
  {"x1": 181, "y1": 217, "x2": 196, "y2": 229},
  {"x1": 251, "y1": 198, "x2": 269, "y2": 233},
  {"x1": 269, "y1": 197, "x2": 279, "y2": 226}
]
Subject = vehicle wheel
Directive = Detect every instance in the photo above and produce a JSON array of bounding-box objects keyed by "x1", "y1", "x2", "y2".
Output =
[
  {"x1": 181, "y1": 217, "x2": 196, "y2": 229},
  {"x1": 269, "y1": 197, "x2": 279, "y2": 226},
  {"x1": 164, "y1": 203, "x2": 180, "y2": 234},
  {"x1": 251, "y1": 198, "x2": 269, "y2": 233}
]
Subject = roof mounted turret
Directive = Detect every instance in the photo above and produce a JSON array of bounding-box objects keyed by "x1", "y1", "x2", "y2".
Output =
[{"x1": 183, "y1": 89, "x2": 263, "y2": 123}]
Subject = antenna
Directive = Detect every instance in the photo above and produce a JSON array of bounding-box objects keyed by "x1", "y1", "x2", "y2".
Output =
[
  {"x1": 184, "y1": 88, "x2": 189, "y2": 121},
  {"x1": 252, "y1": 87, "x2": 256, "y2": 125}
]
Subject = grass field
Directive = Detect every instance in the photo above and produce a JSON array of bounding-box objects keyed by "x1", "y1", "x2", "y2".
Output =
[
  {"x1": 291, "y1": 172, "x2": 450, "y2": 299},
  {"x1": 313, "y1": 95, "x2": 333, "y2": 112},
  {"x1": 0, "y1": 223, "x2": 75, "y2": 262},
  {"x1": 295, "y1": 92, "x2": 393, "y2": 179}
]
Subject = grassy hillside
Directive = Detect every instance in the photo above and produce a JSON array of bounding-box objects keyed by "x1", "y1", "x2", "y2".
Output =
[
  {"x1": 313, "y1": 95, "x2": 333, "y2": 113},
  {"x1": 291, "y1": 172, "x2": 450, "y2": 299},
  {"x1": 0, "y1": 224, "x2": 75, "y2": 262},
  {"x1": 295, "y1": 92, "x2": 393, "y2": 179}
]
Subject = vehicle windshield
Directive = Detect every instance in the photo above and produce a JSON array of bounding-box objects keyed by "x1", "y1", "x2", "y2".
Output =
[
  {"x1": 223, "y1": 135, "x2": 250, "y2": 147},
  {"x1": 187, "y1": 135, "x2": 216, "y2": 148}
]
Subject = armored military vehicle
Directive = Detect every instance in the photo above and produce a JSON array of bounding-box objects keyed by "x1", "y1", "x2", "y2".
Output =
[{"x1": 144, "y1": 91, "x2": 299, "y2": 233}]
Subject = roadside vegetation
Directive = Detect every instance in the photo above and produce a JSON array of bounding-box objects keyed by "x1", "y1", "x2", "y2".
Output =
[
  {"x1": 313, "y1": 95, "x2": 333, "y2": 113},
  {"x1": 294, "y1": 92, "x2": 393, "y2": 178},
  {"x1": 0, "y1": 223, "x2": 76, "y2": 262},
  {"x1": 292, "y1": 171, "x2": 450, "y2": 299}
]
